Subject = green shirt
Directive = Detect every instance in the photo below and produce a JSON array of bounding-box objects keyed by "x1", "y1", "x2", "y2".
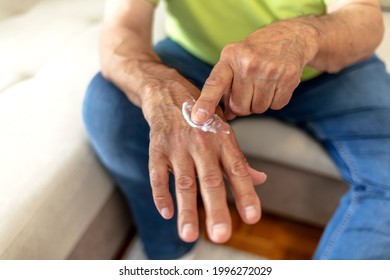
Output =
[{"x1": 149, "y1": 0, "x2": 334, "y2": 80}]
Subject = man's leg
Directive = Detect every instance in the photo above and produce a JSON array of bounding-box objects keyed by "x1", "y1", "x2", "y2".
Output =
[
  {"x1": 82, "y1": 38, "x2": 212, "y2": 259},
  {"x1": 267, "y1": 56, "x2": 390, "y2": 259}
]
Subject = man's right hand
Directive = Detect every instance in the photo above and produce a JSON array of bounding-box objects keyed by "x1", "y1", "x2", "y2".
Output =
[{"x1": 141, "y1": 68, "x2": 267, "y2": 243}]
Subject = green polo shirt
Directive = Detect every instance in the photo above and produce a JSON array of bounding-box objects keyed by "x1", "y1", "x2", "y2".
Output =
[{"x1": 149, "y1": 0, "x2": 334, "y2": 80}]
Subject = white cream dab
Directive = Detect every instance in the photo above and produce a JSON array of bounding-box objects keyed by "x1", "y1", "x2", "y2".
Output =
[{"x1": 182, "y1": 100, "x2": 230, "y2": 135}]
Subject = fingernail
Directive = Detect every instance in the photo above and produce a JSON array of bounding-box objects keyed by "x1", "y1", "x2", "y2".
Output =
[
  {"x1": 182, "y1": 224, "x2": 195, "y2": 238},
  {"x1": 192, "y1": 108, "x2": 208, "y2": 124},
  {"x1": 212, "y1": 223, "x2": 228, "y2": 240},
  {"x1": 245, "y1": 205, "x2": 258, "y2": 221},
  {"x1": 161, "y1": 207, "x2": 170, "y2": 219}
]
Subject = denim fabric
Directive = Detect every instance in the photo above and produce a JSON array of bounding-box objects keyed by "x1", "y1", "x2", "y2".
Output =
[{"x1": 83, "y1": 38, "x2": 390, "y2": 259}]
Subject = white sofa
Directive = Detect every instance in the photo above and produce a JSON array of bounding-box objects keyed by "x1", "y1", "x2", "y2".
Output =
[{"x1": 1, "y1": 0, "x2": 389, "y2": 259}]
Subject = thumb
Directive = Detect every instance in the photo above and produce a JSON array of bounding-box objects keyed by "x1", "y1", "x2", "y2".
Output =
[{"x1": 191, "y1": 61, "x2": 233, "y2": 124}]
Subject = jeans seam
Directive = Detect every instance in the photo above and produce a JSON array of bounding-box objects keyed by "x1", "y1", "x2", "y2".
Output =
[
  {"x1": 332, "y1": 141, "x2": 363, "y2": 185},
  {"x1": 319, "y1": 191, "x2": 359, "y2": 259},
  {"x1": 332, "y1": 138, "x2": 390, "y2": 190}
]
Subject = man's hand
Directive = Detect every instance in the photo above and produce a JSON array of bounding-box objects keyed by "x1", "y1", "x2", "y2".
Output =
[
  {"x1": 191, "y1": 0, "x2": 383, "y2": 124},
  {"x1": 191, "y1": 21, "x2": 317, "y2": 124},
  {"x1": 142, "y1": 71, "x2": 267, "y2": 243}
]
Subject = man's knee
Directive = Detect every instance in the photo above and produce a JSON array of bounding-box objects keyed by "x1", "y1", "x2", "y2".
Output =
[{"x1": 83, "y1": 73, "x2": 118, "y2": 141}]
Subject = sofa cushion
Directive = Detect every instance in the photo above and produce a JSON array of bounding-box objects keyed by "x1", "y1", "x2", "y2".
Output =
[
  {"x1": 0, "y1": 0, "x2": 103, "y2": 91},
  {"x1": 0, "y1": 0, "x2": 40, "y2": 20},
  {"x1": 0, "y1": 23, "x2": 116, "y2": 258},
  {"x1": 232, "y1": 118, "x2": 341, "y2": 178}
]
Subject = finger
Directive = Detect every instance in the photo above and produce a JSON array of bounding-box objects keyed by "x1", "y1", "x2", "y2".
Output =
[
  {"x1": 229, "y1": 75, "x2": 253, "y2": 116},
  {"x1": 149, "y1": 150, "x2": 174, "y2": 219},
  {"x1": 190, "y1": 142, "x2": 232, "y2": 243},
  {"x1": 191, "y1": 61, "x2": 233, "y2": 124},
  {"x1": 223, "y1": 90, "x2": 236, "y2": 121},
  {"x1": 251, "y1": 80, "x2": 276, "y2": 114},
  {"x1": 221, "y1": 136, "x2": 262, "y2": 224},
  {"x1": 270, "y1": 78, "x2": 299, "y2": 110},
  {"x1": 171, "y1": 155, "x2": 199, "y2": 243}
]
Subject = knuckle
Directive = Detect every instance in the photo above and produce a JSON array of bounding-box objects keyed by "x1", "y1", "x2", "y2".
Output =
[
  {"x1": 230, "y1": 161, "x2": 250, "y2": 178},
  {"x1": 241, "y1": 64, "x2": 257, "y2": 78},
  {"x1": 149, "y1": 169, "x2": 166, "y2": 189},
  {"x1": 238, "y1": 48, "x2": 258, "y2": 76},
  {"x1": 262, "y1": 62, "x2": 279, "y2": 78},
  {"x1": 241, "y1": 59, "x2": 258, "y2": 76},
  {"x1": 153, "y1": 194, "x2": 169, "y2": 203},
  {"x1": 176, "y1": 175, "x2": 195, "y2": 191},
  {"x1": 239, "y1": 55, "x2": 251, "y2": 69},
  {"x1": 201, "y1": 173, "x2": 223, "y2": 190},
  {"x1": 221, "y1": 43, "x2": 236, "y2": 57}
]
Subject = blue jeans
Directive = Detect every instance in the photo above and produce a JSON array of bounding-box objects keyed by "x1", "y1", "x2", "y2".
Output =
[{"x1": 83, "y1": 38, "x2": 390, "y2": 259}]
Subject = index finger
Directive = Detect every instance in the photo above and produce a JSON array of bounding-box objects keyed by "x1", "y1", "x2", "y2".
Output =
[{"x1": 191, "y1": 61, "x2": 233, "y2": 124}]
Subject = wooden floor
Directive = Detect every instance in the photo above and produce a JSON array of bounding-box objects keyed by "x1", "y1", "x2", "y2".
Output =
[{"x1": 199, "y1": 203, "x2": 324, "y2": 260}]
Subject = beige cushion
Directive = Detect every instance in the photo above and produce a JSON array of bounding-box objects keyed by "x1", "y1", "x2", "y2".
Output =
[
  {"x1": 0, "y1": 0, "x2": 40, "y2": 20},
  {"x1": 232, "y1": 118, "x2": 341, "y2": 178},
  {"x1": 0, "y1": 0, "x2": 113, "y2": 259},
  {"x1": 382, "y1": 0, "x2": 390, "y2": 8},
  {"x1": 0, "y1": 0, "x2": 103, "y2": 91}
]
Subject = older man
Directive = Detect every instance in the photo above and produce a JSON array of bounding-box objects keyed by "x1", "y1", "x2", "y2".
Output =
[{"x1": 83, "y1": 0, "x2": 390, "y2": 259}]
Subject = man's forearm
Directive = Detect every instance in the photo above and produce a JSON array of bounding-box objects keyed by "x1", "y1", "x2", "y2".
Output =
[
  {"x1": 294, "y1": 2, "x2": 384, "y2": 73},
  {"x1": 99, "y1": 25, "x2": 205, "y2": 126},
  {"x1": 100, "y1": 25, "x2": 170, "y2": 108}
]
